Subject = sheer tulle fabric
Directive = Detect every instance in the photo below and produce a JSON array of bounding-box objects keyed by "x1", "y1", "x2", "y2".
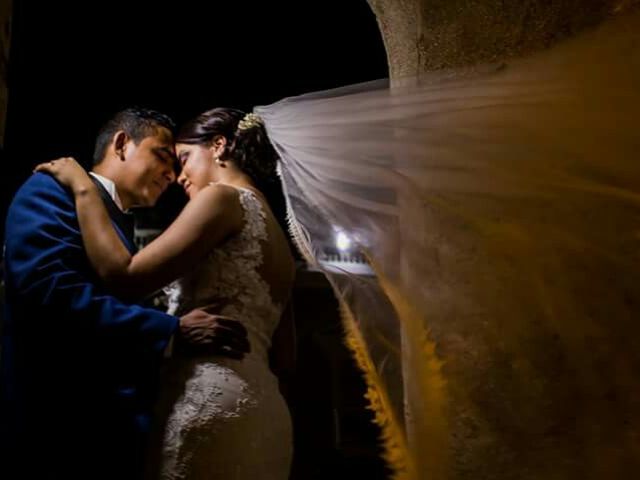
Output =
[{"x1": 256, "y1": 11, "x2": 640, "y2": 480}]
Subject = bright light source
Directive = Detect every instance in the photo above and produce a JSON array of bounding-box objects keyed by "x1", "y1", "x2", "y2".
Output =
[{"x1": 335, "y1": 231, "x2": 352, "y2": 252}]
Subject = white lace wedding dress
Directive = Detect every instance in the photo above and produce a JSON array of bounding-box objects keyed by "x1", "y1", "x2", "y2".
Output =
[{"x1": 153, "y1": 187, "x2": 293, "y2": 480}]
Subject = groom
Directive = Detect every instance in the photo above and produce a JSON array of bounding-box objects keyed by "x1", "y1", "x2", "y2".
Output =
[{"x1": 0, "y1": 108, "x2": 249, "y2": 479}]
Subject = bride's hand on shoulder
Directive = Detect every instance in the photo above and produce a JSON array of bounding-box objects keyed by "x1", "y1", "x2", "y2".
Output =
[{"x1": 34, "y1": 157, "x2": 94, "y2": 194}]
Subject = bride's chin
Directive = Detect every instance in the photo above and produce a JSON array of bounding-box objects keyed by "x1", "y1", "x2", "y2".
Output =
[
  {"x1": 187, "y1": 187, "x2": 198, "y2": 199},
  {"x1": 183, "y1": 184, "x2": 194, "y2": 198}
]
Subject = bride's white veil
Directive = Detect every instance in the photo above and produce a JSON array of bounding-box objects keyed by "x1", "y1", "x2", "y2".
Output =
[{"x1": 256, "y1": 11, "x2": 640, "y2": 480}]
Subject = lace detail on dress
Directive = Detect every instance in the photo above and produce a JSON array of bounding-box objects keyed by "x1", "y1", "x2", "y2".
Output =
[
  {"x1": 158, "y1": 185, "x2": 292, "y2": 480},
  {"x1": 160, "y1": 362, "x2": 258, "y2": 480},
  {"x1": 165, "y1": 187, "x2": 281, "y2": 352}
]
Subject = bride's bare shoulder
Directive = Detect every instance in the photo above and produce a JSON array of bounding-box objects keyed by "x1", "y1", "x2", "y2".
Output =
[
  {"x1": 182, "y1": 183, "x2": 243, "y2": 231},
  {"x1": 192, "y1": 183, "x2": 240, "y2": 207}
]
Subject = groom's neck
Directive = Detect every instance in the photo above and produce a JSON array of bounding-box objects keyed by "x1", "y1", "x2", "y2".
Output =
[
  {"x1": 91, "y1": 164, "x2": 113, "y2": 181},
  {"x1": 91, "y1": 164, "x2": 133, "y2": 210}
]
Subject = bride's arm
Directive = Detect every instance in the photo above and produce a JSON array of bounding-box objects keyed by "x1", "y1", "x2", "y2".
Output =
[
  {"x1": 89, "y1": 184, "x2": 242, "y2": 299},
  {"x1": 35, "y1": 158, "x2": 243, "y2": 300}
]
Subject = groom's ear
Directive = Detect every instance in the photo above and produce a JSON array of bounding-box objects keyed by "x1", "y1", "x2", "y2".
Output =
[{"x1": 113, "y1": 131, "x2": 129, "y2": 161}]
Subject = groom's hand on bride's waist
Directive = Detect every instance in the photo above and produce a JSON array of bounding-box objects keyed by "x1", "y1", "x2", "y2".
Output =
[{"x1": 176, "y1": 308, "x2": 250, "y2": 359}]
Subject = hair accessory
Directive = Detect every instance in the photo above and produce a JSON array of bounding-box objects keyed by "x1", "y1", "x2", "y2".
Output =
[{"x1": 237, "y1": 112, "x2": 263, "y2": 132}]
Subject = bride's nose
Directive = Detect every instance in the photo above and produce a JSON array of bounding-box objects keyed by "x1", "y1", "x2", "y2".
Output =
[{"x1": 177, "y1": 170, "x2": 187, "y2": 186}]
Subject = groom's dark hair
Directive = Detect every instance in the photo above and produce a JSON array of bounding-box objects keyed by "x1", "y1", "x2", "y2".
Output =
[{"x1": 93, "y1": 107, "x2": 176, "y2": 165}]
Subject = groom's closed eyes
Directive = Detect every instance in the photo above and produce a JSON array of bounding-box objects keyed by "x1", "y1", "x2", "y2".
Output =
[{"x1": 153, "y1": 146, "x2": 180, "y2": 176}]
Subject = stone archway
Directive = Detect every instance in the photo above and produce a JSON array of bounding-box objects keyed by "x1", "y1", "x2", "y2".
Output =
[
  {"x1": 367, "y1": 0, "x2": 635, "y2": 76},
  {"x1": 363, "y1": 1, "x2": 640, "y2": 479}
]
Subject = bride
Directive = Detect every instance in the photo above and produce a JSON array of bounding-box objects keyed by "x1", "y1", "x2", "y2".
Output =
[{"x1": 36, "y1": 108, "x2": 296, "y2": 480}]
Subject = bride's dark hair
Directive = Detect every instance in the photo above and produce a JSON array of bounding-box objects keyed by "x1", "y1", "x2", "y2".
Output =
[
  {"x1": 177, "y1": 108, "x2": 296, "y2": 257},
  {"x1": 176, "y1": 108, "x2": 279, "y2": 188}
]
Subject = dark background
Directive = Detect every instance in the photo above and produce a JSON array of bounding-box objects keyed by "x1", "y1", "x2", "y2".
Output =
[
  {"x1": 0, "y1": 1, "x2": 391, "y2": 478},
  {"x1": 1, "y1": 0, "x2": 387, "y2": 233}
]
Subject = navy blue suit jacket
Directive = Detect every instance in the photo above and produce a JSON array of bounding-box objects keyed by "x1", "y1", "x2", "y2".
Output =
[{"x1": 0, "y1": 173, "x2": 178, "y2": 479}]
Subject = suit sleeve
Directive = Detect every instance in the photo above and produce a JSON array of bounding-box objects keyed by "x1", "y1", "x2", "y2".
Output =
[{"x1": 4, "y1": 173, "x2": 178, "y2": 356}]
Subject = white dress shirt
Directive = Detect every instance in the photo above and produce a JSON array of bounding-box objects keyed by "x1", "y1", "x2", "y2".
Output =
[{"x1": 89, "y1": 172, "x2": 125, "y2": 211}]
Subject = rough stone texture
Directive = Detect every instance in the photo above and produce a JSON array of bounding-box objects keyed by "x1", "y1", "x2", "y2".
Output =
[
  {"x1": 365, "y1": 2, "x2": 640, "y2": 479},
  {"x1": 368, "y1": 0, "x2": 637, "y2": 76}
]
